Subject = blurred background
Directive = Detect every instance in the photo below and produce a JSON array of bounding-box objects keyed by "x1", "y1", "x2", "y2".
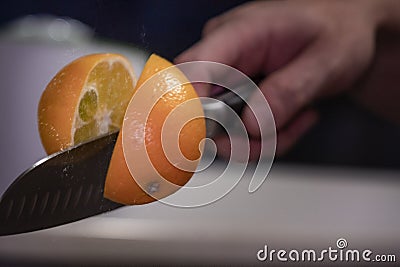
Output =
[
  {"x1": 0, "y1": 1, "x2": 399, "y2": 266},
  {"x1": 1, "y1": 0, "x2": 400, "y2": 170}
]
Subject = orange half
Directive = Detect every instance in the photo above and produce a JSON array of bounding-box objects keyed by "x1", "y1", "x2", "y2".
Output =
[{"x1": 104, "y1": 54, "x2": 206, "y2": 205}]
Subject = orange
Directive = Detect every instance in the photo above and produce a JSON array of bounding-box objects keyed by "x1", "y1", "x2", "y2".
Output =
[
  {"x1": 39, "y1": 53, "x2": 205, "y2": 205},
  {"x1": 38, "y1": 53, "x2": 137, "y2": 155},
  {"x1": 104, "y1": 54, "x2": 206, "y2": 205}
]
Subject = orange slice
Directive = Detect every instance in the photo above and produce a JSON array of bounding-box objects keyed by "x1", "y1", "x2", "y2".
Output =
[
  {"x1": 104, "y1": 54, "x2": 206, "y2": 205},
  {"x1": 38, "y1": 53, "x2": 137, "y2": 155}
]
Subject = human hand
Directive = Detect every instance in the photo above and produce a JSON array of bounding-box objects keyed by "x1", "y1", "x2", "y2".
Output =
[{"x1": 176, "y1": 0, "x2": 382, "y2": 159}]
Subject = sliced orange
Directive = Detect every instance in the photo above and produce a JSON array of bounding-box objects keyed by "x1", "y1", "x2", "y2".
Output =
[
  {"x1": 38, "y1": 53, "x2": 205, "y2": 205},
  {"x1": 38, "y1": 53, "x2": 137, "y2": 155},
  {"x1": 104, "y1": 54, "x2": 206, "y2": 205}
]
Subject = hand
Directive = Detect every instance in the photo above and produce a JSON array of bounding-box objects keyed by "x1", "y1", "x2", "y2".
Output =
[{"x1": 176, "y1": 0, "x2": 383, "y2": 159}]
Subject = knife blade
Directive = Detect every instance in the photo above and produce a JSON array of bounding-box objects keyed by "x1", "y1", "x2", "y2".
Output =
[
  {"x1": 0, "y1": 132, "x2": 122, "y2": 236},
  {"x1": 0, "y1": 83, "x2": 254, "y2": 236}
]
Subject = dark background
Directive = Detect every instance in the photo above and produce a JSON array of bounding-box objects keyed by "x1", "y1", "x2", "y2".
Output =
[{"x1": 1, "y1": 0, "x2": 400, "y2": 170}]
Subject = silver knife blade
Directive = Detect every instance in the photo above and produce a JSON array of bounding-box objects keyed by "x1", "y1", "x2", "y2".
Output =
[{"x1": 0, "y1": 131, "x2": 122, "y2": 236}]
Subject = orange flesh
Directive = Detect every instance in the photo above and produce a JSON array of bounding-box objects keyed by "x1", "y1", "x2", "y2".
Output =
[{"x1": 38, "y1": 53, "x2": 136, "y2": 155}]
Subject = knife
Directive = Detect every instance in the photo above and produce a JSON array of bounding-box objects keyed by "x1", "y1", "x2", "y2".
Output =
[
  {"x1": 0, "y1": 131, "x2": 122, "y2": 236},
  {"x1": 0, "y1": 84, "x2": 254, "y2": 236}
]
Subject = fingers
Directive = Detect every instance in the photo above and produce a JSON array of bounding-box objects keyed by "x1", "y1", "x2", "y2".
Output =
[
  {"x1": 176, "y1": 2, "x2": 327, "y2": 160},
  {"x1": 202, "y1": 2, "x2": 261, "y2": 36},
  {"x1": 202, "y1": 15, "x2": 224, "y2": 37},
  {"x1": 175, "y1": 20, "x2": 267, "y2": 98},
  {"x1": 175, "y1": 20, "x2": 245, "y2": 97},
  {"x1": 175, "y1": 18, "x2": 268, "y2": 78},
  {"x1": 176, "y1": 22, "x2": 241, "y2": 66},
  {"x1": 242, "y1": 36, "x2": 338, "y2": 136},
  {"x1": 175, "y1": 0, "x2": 375, "y2": 161}
]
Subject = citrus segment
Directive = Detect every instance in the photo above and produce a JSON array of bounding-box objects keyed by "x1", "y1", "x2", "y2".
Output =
[
  {"x1": 104, "y1": 54, "x2": 206, "y2": 205},
  {"x1": 38, "y1": 53, "x2": 136, "y2": 155}
]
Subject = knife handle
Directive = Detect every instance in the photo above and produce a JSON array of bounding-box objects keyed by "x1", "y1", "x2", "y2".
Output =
[{"x1": 202, "y1": 81, "x2": 257, "y2": 138}]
